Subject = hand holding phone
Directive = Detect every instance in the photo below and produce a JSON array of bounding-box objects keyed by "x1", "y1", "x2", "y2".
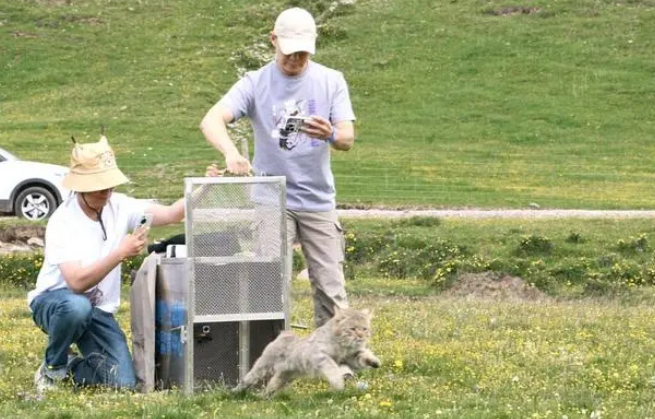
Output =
[{"x1": 133, "y1": 213, "x2": 153, "y2": 235}]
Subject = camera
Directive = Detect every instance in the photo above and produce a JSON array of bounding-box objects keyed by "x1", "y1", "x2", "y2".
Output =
[{"x1": 282, "y1": 116, "x2": 308, "y2": 134}]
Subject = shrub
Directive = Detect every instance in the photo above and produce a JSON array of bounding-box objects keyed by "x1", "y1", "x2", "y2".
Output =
[
  {"x1": 0, "y1": 252, "x2": 145, "y2": 288},
  {"x1": 0, "y1": 252, "x2": 44, "y2": 288},
  {"x1": 392, "y1": 216, "x2": 442, "y2": 228},
  {"x1": 566, "y1": 231, "x2": 584, "y2": 243},
  {"x1": 4, "y1": 222, "x2": 655, "y2": 298},
  {"x1": 616, "y1": 234, "x2": 649, "y2": 254},
  {"x1": 516, "y1": 234, "x2": 554, "y2": 256}
]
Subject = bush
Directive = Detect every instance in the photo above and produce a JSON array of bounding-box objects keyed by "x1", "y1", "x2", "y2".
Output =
[
  {"x1": 0, "y1": 252, "x2": 145, "y2": 289},
  {"x1": 566, "y1": 231, "x2": 584, "y2": 243},
  {"x1": 0, "y1": 252, "x2": 44, "y2": 288},
  {"x1": 616, "y1": 234, "x2": 649, "y2": 254},
  {"x1": 516, "y1": 234, "x2": 554, "y2": 256},
  {"x1": 4, "y1": 223, "x2": 655, "y2": 298}
]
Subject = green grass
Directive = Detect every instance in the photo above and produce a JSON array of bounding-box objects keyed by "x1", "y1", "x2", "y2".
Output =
[
  {"x1": 1, "y1": 0, "x2": 655, "y2": 208},
  {"x1": 3, "y1": 278, "x2": 655, "y2": 418},
  {"x1": 6, "y1": 217, "x2": 655, "y2": 416}
]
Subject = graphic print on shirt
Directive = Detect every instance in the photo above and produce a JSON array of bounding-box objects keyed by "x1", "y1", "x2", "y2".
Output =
[{"x1": 272, "y1": 99, "x2": 310, "y2": 151}]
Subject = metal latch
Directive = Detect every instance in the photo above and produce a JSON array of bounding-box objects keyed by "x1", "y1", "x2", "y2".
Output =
[{"x1": 172, "y1": 325, "x2": 188, "y2": 344}]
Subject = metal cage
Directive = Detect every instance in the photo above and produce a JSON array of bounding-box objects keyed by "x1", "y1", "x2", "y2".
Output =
[{"x1": 157, "y1": 176, "x2": 289, "y2": 394}]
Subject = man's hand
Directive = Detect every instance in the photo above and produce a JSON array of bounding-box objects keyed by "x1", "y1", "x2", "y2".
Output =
[
  {"x1": 206, "y1": 163, "x2": 223, "y2": 177},
  {"x1": 225, "y1": 150, "x2": 252, "y2": 175},
  {"x1": 302, "y1": 115, "x2": 333, "y2": 141},
  {"x1": 118, "y1": 229, "x2": 148, "y2": 259}
]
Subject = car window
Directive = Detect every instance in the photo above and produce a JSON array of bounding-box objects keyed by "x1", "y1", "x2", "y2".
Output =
[{"x1": 0, "y1": 148, "x2": 19, "y2": 162}]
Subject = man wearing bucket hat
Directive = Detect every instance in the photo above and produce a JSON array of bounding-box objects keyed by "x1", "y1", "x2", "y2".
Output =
[
  {"x1": 200, "y1": 7, "x2": 356, "y2": 328},
  {"x1": 27, "y1": 135, "x2": 198, "y2": 392}
]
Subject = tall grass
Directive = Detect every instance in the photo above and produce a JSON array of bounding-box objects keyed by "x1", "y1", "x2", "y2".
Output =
[{"x1": 1, "y1": 0, "x2": 655, "y2": 208}]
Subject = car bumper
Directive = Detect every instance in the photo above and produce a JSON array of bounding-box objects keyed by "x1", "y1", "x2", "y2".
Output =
[{"x1": 0, "y1": 199, "x2": 12, "y2": 213}]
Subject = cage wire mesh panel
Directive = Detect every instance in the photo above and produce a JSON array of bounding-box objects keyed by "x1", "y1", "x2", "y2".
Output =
[
  {"x1": 183, "y1": 176, "x2": 289, "y2": 391},
  {"x1": 185, "y1": 177, "x2": 287, "y2": 321}
]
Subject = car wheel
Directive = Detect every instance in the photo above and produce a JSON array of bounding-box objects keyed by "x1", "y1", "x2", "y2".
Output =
[{"x1": 14, "y1": 186, "x2": 58, "y2": 221}]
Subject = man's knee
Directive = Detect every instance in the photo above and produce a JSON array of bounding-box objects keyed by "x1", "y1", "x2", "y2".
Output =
[{"x1": 57, "y1": 294, "x2": 93, "y2": 326}]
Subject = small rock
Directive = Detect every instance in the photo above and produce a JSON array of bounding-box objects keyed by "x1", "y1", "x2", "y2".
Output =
[
  {"x1": 27, "y1": 237, "x2": 45, "y2": 247},
  {"x1": 528, "y1": 203, "x2": 540, "y2": 209}
]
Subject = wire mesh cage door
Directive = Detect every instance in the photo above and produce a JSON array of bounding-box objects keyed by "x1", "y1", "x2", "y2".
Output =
[{"x1": 182, "y1": 176, "x2": 289, "y2": 394}]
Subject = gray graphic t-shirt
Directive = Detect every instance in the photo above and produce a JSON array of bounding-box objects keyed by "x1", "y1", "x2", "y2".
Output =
[{"x1": 218, "y1": 61, "x2": 355, "y2": 211}]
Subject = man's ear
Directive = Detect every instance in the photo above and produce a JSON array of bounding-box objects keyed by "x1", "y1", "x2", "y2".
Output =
[{"x1": 269, "y1": 32, "x2": 277, "y2": 48}]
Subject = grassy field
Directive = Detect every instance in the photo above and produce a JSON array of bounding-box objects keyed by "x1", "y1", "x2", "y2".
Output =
[
  {"x1": 1, "y1": 0, "x2": 655, "y2": 208},
  {"x1": 2, "y1": 278, "x2": 655, "y2": 418},
  {"x1": 3, "y1": 217, "x2": 655, "y2": 417}
]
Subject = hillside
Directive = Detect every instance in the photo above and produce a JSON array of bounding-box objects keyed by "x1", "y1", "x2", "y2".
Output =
[{"x1": 1, "y1": 0, "x2": 654, "y2": 208}]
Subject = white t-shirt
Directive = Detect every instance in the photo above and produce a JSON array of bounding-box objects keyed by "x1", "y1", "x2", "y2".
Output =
[{"x1": 27, "y1": 193, "x2": 149, "y2": 313}]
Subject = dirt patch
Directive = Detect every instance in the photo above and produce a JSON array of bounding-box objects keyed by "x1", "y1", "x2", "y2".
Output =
[
  {"x1": 0, "y1": 225, "x2": 45, "y2": 244},
  {"x1": 484, "y1": 6, "x2": 542, "y2": 16},
  {"x1": 32, "y1": 0, "x2": 72, "y2": 5},
  {"x1": 11, "y1": 31, "x2": 38, "y2": 38},
  {"x1": 35, "y1": 15, "x2": 104, "y2": 28},
  {"x1": 445, "y1": 272, "x2": 547, "y2": 301}
]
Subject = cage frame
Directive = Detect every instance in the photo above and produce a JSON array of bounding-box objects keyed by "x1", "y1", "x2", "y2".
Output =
[{"x1": 182, "y1": 176, "x2": 289, "y2": 394}]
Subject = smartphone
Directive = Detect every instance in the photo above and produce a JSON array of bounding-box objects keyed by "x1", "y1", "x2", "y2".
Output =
[
  {"x1": 283, "y1": 116, "x2": 308, "y2": 133},
  {"x1": 134, "y1": 213, "x2": 153, "y2": 234}
]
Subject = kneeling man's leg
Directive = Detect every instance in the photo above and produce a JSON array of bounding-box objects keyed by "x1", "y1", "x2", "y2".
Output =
[
  {"x1": 73, "y1": 309, "x2": 136, "y2": 390},
  {"x1": 31, "y1": 289, "x2": 93, "y2": 379}
]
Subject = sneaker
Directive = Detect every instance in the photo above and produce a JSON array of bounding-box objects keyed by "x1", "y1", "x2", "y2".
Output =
[{"x1": 34, "y1": 363, "x2": 57, "y2": 394}]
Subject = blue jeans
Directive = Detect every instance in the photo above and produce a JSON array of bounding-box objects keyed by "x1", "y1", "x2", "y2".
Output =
[{"x1": 30, "y1": 288, "x2": 136, "y2": 389}]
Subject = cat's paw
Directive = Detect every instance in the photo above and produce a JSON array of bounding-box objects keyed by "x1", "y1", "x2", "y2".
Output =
[
  {"x1": 231, "y1": 384, "x2": 246, "y2": 393},
  {"x1": 366, "y1": 357, "x2": 381, "y2": 369},
  {"x1": 339, "y1": 364, "x2": 355, "y2": 380}
]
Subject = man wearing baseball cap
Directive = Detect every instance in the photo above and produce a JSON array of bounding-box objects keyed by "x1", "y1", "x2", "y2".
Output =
[
  {"x1": 200, "y1": 7, "x2": 356, "y2": 327},
  {"x1": 27, "y1": 135, "x2": 211, "y2": 393}
]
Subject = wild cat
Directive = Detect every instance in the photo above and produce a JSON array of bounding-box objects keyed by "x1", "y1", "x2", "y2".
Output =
[{"x1": 234, "y1": 306, "x2": 381, "y2": 396}]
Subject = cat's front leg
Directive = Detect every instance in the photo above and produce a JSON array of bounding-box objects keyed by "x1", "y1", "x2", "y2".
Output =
[
  {"x1": 338, "y1": 364, "x2": 355, "y2": 380},
  {"x1": 357, "y1": 348, "x2": 381, "y2": 369},
  {"x1": 318, "y1": 359, "x2": 346, "y2": 391}
]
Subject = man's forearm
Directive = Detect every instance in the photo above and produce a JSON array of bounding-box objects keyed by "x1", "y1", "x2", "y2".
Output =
[
  {"x1": 200, "y1": 105, "x2": 240, "y2": 157},
  {"x1": 61, "y1": 249, "x2": 125, "y2": 294},
  {"x1": 330, "y1": 121, "x2": 355, "y2": 151}
]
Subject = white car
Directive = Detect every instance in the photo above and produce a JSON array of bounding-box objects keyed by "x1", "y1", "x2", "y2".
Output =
[{"x1": 0, "y1": 146, "x2": 71, "y2": 221}]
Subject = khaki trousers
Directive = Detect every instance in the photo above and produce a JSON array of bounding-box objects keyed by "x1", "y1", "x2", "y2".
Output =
[{"x1": 286, "y1": 209, "x2": 348, "y2": 327}]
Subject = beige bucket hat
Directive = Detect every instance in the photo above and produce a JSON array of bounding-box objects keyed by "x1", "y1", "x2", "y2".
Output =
[{"x1": 62, "y1": 135, "x2": 129, "y2": 192}]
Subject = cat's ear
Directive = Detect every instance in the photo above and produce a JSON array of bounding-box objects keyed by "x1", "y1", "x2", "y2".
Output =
[{"x1": 362, "y1": 308, "x2": 372, "y2": 317}]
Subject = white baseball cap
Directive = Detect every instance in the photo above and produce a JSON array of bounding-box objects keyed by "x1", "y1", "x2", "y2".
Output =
[{"x1": 273, "y1": 8, "x2": 317, "y2": 55}]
